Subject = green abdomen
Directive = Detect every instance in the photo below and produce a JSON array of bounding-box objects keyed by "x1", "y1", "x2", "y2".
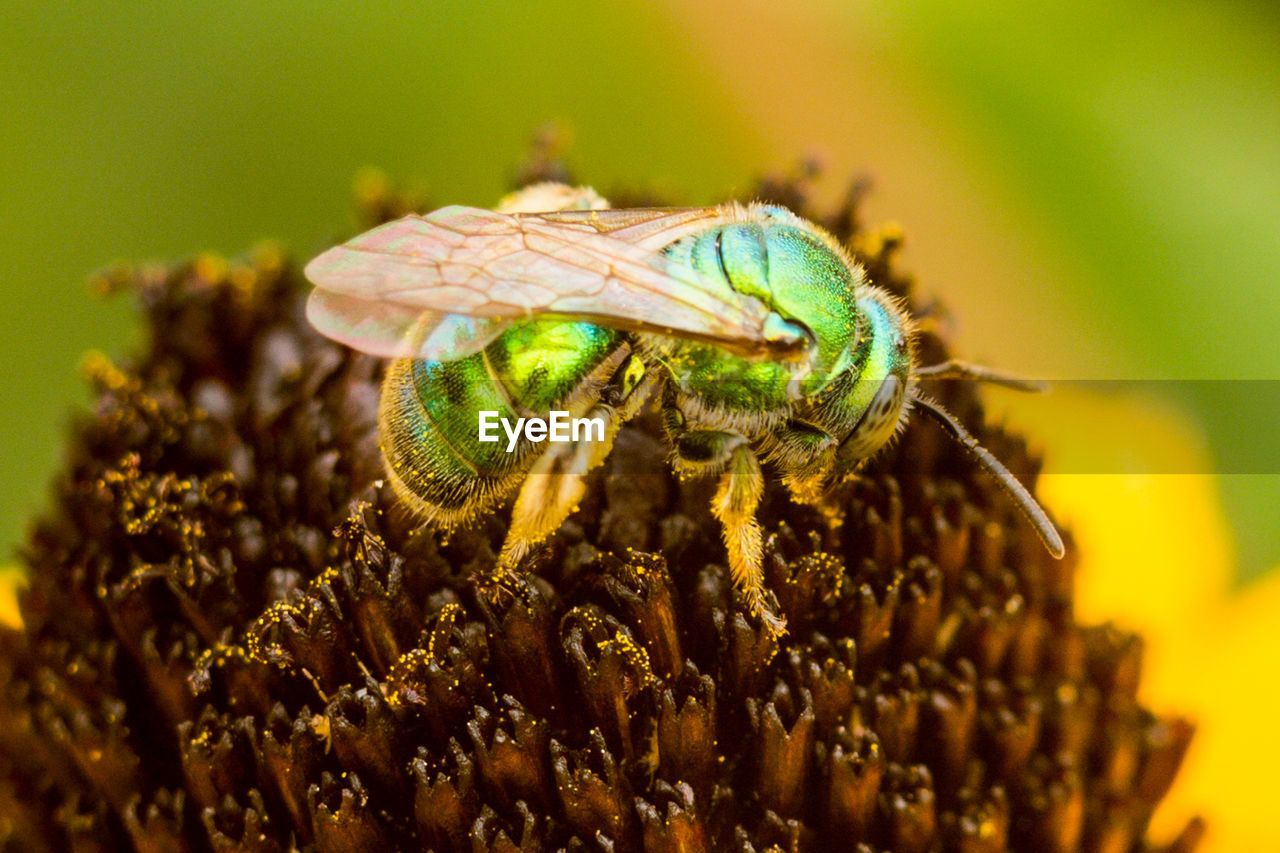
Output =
[{"x1": 379, "y1": 319, "x2": 625, "y2": 523}]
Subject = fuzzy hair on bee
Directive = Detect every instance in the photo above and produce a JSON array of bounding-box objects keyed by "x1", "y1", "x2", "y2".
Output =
[{"x1": 306, "y1": 182, "x2": 1063, "y2": 637}]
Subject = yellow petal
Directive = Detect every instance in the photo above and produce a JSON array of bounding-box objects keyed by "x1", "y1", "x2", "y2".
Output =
[
  {"x1": 1002, "y1": 387, "x2": 1280, "y2": 852},
  {"x1": 1143, "y1": 569, "x2": 1280, "y2": 851},
  {"x1": 0, "y1": 566, "x2": 22, "y2": 630}
]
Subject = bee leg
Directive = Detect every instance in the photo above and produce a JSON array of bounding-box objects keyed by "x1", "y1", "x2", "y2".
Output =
[
  {"x1": 715, "y1": 443, "x2": 787, "y2": 639},
  {"x1": 674, "y1": 429, "x2": 786, "y2": 638},
  {"x1": 769, "y1": 418, "x2": 837, "y2": 505},
  {"x1": 496, "y1": 183, "x2": 609, "y2": 214},
  {"x1": 492, "y1": 403, "x2": 621, "y2": 584},
  {"x1": 483, "y1": 365, "x2": 657, "y2": 599}
]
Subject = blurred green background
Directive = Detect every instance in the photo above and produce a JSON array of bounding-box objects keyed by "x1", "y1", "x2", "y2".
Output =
[{"x1": 2, "y1": 0, "x2": 1279, "y2": 583}]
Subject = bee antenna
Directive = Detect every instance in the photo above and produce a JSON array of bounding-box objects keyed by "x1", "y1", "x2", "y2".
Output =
[
  {"x1": 910, "y1": 393, "x2": 1065, "y2": 559},
  {"x1": 915, "y1": 359, "x2": 1048, "y2": 393}
]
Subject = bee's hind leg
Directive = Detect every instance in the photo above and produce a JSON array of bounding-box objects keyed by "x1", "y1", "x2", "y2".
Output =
[
  {"x1": 672, "y1": 428, "x2": 786, "y2": 639},
  {"x1": 485, "y1": 361, "x2": 657, "y2": 599},
  {"x1": 490, "y1": 404, "x2": 621, "y2": 590}
]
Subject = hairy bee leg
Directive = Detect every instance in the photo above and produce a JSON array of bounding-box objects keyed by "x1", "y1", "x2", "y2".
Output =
[
  {"x1": 672, "y1": 427, "x2": 786, "y2": 637},
  {"x1": 496, "y1": 183, "x2": 609, "y2": 214},
  {"x1": 712, "y1": 443, "x2": 786, "y2": 638},
  {"x1": 482, "y1": 364, "x2": 659, "y2": 598},
  {"x1": 768, "y1": 418, "x2": 837, "y2": 505},
  {"x1": 490, "y1": 403, "x2": 622, "y2": 586}
]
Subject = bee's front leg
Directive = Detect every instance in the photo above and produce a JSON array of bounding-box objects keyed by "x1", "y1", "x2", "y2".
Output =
[
  {"x1": 766, "y1": 418, "x2": 838, "y2": 505},
  {"x1": 671, "y1": 428, "x2": 786, "y2": 639}
]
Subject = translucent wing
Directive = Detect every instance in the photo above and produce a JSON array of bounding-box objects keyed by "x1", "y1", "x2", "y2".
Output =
[
  {"x1": 305, "y1": 205, "x2": 811, "y2": 362},
  {"x1": 306, "y1": 289, "x2": 510, "y2": 360}
]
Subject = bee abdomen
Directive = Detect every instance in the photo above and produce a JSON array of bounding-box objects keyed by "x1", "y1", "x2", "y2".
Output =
[
  {"x1": 379, "y1": 357, "x2": 526, "y2": 524},
  {"x1": 377, "y1": 320, "x2": 629, "y2": 526}
]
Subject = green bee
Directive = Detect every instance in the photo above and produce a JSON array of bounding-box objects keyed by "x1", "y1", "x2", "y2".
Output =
[{"x1": 306, "y1": 184, "x2": 1063, "y2": 637}]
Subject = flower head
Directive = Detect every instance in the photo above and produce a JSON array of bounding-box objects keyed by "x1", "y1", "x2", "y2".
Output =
[{"x1": 0, "y1": 163, "x2": 1199, "y2": 851}]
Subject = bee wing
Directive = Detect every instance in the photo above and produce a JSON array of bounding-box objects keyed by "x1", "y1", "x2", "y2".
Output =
[
  {"x1": 306, "y1": 289, "x2": 510, "y2": 360},
  {"x1": 531, "y1": 207, "x2": 734, "y2": 248},
  {"x1": 305, "y1": 205, "x2": 810, "y2": 362}
]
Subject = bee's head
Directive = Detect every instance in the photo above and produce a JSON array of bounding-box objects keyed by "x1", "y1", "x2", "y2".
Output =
[
  {"x1": 822, "y1": 289, "x2": 1066, "y2": 560},
  {"x1": 827, "y1": 291, "x2": 915, "y2": 486}
]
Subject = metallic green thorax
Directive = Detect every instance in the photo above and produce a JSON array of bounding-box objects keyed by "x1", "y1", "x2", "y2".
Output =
[
  {"x1": 650, "y1": 207, "x2": 862, "y2": 412},
  {"x1": 380, "y1": 319, "x2": 625, "y2": 520}
]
